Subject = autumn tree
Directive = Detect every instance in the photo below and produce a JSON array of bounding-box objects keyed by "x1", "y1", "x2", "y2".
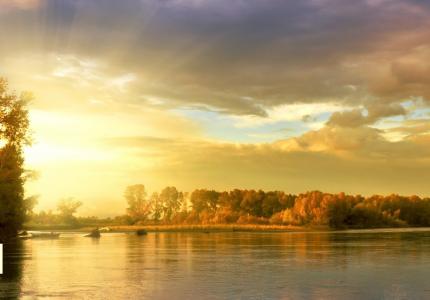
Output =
[
  {"x1": 327, "y1": 196, "x2": 350, "y2": 229},
  {"x1": 159, "y1": 186, "x2": 183, "y2": 222},
  {"x1": 262, "y1": 191, "x2": 284, "y2": 217},
  {"x1": 125, "y1": 184, "x2": 151, "y2": 223},
  {"x1": 0, "y1": 78, "x2": 31, "y2": 239},
  {"x1": 150, "y1": 192, "x2": 163, "y2": 222},
  {"x1": 190, "y1": 189, "x2": 219, "y2": 213},
  {"x1": 240, "y1": 190, "x2": 264, "y2": 217},
  {"x1": 113, "y1": 185, "x2": 430, "y2": 228},
  {"x1": 226, "y1": 189, "x2": 244, "y2": 212}
]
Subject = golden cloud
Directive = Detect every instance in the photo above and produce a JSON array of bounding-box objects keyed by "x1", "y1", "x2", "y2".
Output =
[{"x1": 0, "y1": 0, "x2": 40, "y2": 11}]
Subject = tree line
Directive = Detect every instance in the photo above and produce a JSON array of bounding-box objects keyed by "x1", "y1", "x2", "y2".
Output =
[
  {"x1": 121, "y1": 185, "x2": 430, "y2": 229},
  {"x1": 25, "y1": 185, "x2": 430, "y2": 230}
]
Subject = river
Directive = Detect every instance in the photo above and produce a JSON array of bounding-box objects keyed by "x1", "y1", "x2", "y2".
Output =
[{"x1": 1, "y1": 229, "x2": 430, "y2": 299}]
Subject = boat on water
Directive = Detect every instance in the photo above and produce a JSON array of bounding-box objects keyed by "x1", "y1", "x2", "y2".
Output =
[
  {"x1": 136, "y1": 229, "x2": 147, "y2": 236},
  {"x1": 18, "y1": 234, "x2": 33, "y2": 240},
  {"x1": 17, "y1": 230, "x2": 32, "y2": 239},
  {"x1": 83, "y1": 228, "x2": 101, "y2": 238}
]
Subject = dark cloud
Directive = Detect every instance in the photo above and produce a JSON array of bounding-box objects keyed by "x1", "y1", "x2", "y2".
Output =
[
  {"x1": 1, "y1": 0, "x2": 430, "y2": 115},
  {"x1": 327, "y1": 109, "x2": 368, "y2": 127},
  {"x1": 302, "y1": 114, "x2": 317, "y2": 123},
  {"x1": 327, "y1": 103, "x2": 407, "y2": 127},
  {"x1": 370, "y1": 48, "x2": 430, "y2": 103},
  {"x1": 367, "y1": 102, "x2": 406, "y2": 120}
]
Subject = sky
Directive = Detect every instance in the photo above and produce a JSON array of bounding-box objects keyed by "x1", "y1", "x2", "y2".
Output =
[{"x1": 1, "y1": 0, "x2": 430, "y2": 216}]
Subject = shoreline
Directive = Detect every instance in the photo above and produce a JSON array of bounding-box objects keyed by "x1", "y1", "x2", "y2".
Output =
[
  {"x1": 105, "y1": 224, "x2": 328, "y2": 233},
  {"x1": 24, "y1": 224, "x2": 430, "y2": 233},
  {"x1": 25, "y1": 224, "x2": 327, "y2": 233}
]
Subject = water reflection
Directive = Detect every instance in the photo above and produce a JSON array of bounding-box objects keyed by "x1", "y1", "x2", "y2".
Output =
[
  {"x1": 0, "y1": 240, "x2": 24, "y2": 299},
  {"x1": 0, "y1": 230, "x2": 430, "y2": 299}
]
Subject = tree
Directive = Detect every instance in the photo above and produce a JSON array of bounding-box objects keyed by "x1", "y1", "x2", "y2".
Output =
[
  {"x1": 240, "y1": 190, "x2": 264, "y2": 217},
  {"x1": 262, "y1": 191, "x2": 283, "y2": 218},
  {"x1": 125, "y1": 184, "x2": 151, "y2": 223},
  {"x1": 159, "y1": 186, "x2": 183, "y2": 222},
  {"x1": 0, "y1": 78, "x2": 31, "y2": 239},
  {"x1": 150, "y1": 192, "x2": 163, "y2": 222},
  {"x1": 190, "y1": 189, "x2": 219, "y2": 213},
  {"x1": 327, "y1": 196, "x2": 350, "y2": 229},
  {"x1": 226, "y1": 189, "x2": 244, "y2": 212},
  {"x1": 57, "y1": 198, "x2": 82, "y2": 225},
  {"x1": 23, "y1": 195, "x2": 39, "y2": 221}
]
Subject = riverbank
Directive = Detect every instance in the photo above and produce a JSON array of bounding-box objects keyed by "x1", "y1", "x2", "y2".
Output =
[
  {"x1": 106, "y1": 224, "x2": 328, "y2": 233},
  {"x1": 25, "y1": 224, "x2": 330, "y2": 233}
]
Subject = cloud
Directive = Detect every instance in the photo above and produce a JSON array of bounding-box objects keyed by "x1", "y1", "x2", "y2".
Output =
[
  {"x1": 386, "y1": 119, "x2": 430, "y2": 137},
  {"x1": 327, "y1": 103, "x2": 406, "y2": 127},
  {"x1": 277, "y1": 126, "x2": 386, "y2": 156},
  {"x1": 327, "y1": 109, "x2": 368, "y2": 128},
  {"x1": 3, "y1": 0, "x2": 430, "y2": 213},
  {"x1": 229, "y1": 102, "x2": 347, "y2": 128},
  {"x1": 367, "y1": 102, "x2": 406, "y2": 121},
  {"x1": 370, "y1": 47, "x2": 430, "y2": 103},
  {"x1": 100, "y1": 129, "x2": 430, "y2": 197},
  {"x1": 0, "y1": 0, "x2": 40, "y2": 12},
  {"x1": 25, "y1": 109, "x2": 430, "y2": 214},
  {"x1": 2, "y1": 0, "x2": 430, "y2": 116}
]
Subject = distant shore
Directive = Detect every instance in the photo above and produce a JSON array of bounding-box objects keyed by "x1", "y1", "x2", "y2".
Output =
[
  {"x1": 106, "y1": 224, "x2": 330, "y2": 233},
  {"x1": 24, "y1": 224, "x2": 430, "y2": 234},
  {"x1": 25, "y1": 224, "x2": 330, "y2": 233}
]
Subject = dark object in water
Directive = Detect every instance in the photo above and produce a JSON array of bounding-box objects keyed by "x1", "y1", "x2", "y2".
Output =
[
  {"x1": 136, "y1": 229, "x2": 147, "y2": 236},
  {"x1": 18, "y1": 234, "x2": 33, "y2": 240},
  {"x1": 18, "y1": 230, "x2": 28, "y2": 236},
  {"x1": 31, "y1": 232, "x2": 60, "y2": 239},
  {"x1": 84, "y1": 228, "x2": 101, "y2": 238}
]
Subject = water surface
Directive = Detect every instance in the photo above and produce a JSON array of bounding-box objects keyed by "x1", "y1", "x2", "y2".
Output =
[{"x1": 1, "y1": 229, "x2": 430, "y2": 299}]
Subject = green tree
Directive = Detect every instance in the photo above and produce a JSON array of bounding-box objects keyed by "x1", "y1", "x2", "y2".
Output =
[{"x1": 0, "y1": 78, "x2": 31, "y2": 239}]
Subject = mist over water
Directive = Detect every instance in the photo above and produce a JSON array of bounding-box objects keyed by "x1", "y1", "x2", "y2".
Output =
[{"x1": 1, "y1": 230, "x2": 430, "y2": 299}]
